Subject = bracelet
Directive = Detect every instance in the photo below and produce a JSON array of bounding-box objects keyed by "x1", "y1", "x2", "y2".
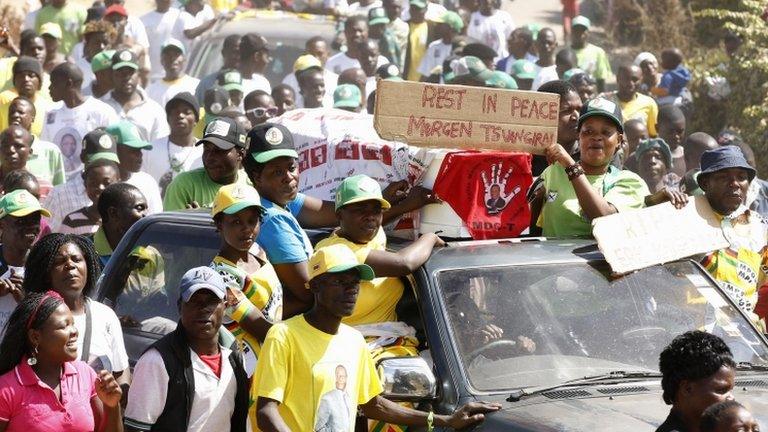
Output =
[
  {"x1": 427, "y1": 411, "x2": 434, "y2": 432},
  {"x1": 229, "y1": 299, "x2": 255, "y2": 322},
  {"x1": 565, "y1": 162, "x2": 585, "y2": 181}
]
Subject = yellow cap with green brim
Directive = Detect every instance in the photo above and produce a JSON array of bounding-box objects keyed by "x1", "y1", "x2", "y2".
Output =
[
  {"x1": 0, "y1": 189, "x2": 51, "y2": 218},
  {"x1": 307, "y1": 244, "x2": 375, "y2": 284}
]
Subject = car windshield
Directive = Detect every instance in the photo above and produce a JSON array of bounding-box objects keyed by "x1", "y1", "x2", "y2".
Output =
[
  {"x1": 100, "y1": 221, "x2": 219, "y2": 335},
  {"x1": 436, "y1": 261, "x2": 768, "y2": 393}
]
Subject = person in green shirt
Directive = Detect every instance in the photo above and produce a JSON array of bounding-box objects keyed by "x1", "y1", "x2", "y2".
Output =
[
  {"x1": 163, "y1": 117, "x2": 250, "y2": 211},
  {"x1": 569, "y1": 15, "x2": 611, "y2": 93},
  {"x1": 35, "y1": 0, "x2": 88, "y2": 56},
  {"x1": 533, "y1": 97, "x2": 686, "y2": 238}
]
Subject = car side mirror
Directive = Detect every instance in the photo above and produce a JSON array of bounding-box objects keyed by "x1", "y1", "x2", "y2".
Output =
[{"x1": 377, "y1": 356, "x2": 437, "y2": 401}]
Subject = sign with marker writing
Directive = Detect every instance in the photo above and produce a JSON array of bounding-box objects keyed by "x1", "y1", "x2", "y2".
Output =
[
  {"x1": 374, "y1": 79, "x2": 560, "y2": 154},
  {"x1": 593, "y1": 195, "x2": 729, "y2": 274}
]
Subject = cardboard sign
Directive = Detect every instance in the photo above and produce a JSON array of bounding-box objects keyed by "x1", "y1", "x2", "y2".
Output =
[
  {"x1": 374, "y1": 80, "x2": 560, "y2": 154},
  {"x1": 592, "y1": 195, "x2": 729, "y2": 274}
]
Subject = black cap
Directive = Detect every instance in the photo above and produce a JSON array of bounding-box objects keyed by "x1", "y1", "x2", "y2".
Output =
[
  {"x1": 197, "y1": 117, "x2": 247, "y2": 150},
  {"x1": 111, "y1": 48, "x2": 139, "y2": 70},
  {"x1": 240, "y1": 33, "x2": 272, "y2": 57},
  {"x1": 82, "y1": 128, "x2": 120, "y2": 164},
  {"x1": 578, "y1": 97, "x2": 624, "y2": 133},
  {"x1": 375, "y1": 63, "x2": 402, "y2": 80},
  {"x1": 165, "y1": 91, "x2": 200, "y2": 121},
  {"x1": 246, "y1": 123, "x2": 298, "y2": 163},
  {"x1": 12, "y1": 56, "x2": 42, "y2": 79},
  {"x1": 461, "y1": 43, "x2": 497, "y2": 62},
  {"x1": 204, "y1": 86, "x2": 229, "y2": 115}
]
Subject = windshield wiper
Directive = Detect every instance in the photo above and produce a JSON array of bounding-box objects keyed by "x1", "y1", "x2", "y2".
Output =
[
  {"x1": 507, "y1": 370, "x2": 662, "y2": 402},
  {"x1": 735, "y1": 361, "x2": 768, "y2": 372}
]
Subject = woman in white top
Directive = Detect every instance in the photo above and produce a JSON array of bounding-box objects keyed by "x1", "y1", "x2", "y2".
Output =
[{"x1": 22, "y1": 233, "x2": 130, "y2": 389}]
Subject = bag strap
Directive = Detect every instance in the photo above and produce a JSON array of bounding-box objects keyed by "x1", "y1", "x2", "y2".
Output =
[{"x1": 80, "y1": 298, "x2": 92, "y2": 362}]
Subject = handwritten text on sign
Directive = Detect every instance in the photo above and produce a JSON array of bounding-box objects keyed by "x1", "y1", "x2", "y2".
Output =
[
  {"x1": 592, "y1": 195, "x2": 729, "y2": 274},
  {"x1": 374, "y1": 80, "x2": 560, "y2": 154}
]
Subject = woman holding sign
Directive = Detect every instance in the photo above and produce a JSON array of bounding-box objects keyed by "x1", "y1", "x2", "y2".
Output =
[{"x1": 533, "y1": 97, "x2": 686, "y2": 238}]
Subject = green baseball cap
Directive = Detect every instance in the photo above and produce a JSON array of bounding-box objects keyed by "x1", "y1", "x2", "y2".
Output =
[
  {"x1": 485, "y1": 70, "x2": 518, "y2": 89},
  {"x1": 161, "y1": 38, "x2": 186, "y2": 55},
  {"x1": 217, "y1": 69, "x2": 243, "y2": 93},
  {"x1": 409, "y1": 0, "x2": 427, "y2": 9},
  {"x1": 333, "y1": 84, "x2": 362, "y2": 109},
  {"x1": 112, "y1": 49, "x2": 139, "y2": 70},
  {"x1": 433, "y1": 11, "x2": 464, "y2": 33},
  {"x1": 83, "y1": 129, "x2": 120, "y2": 163},
  {"x1": 0, "y1": 189, "x2": 51, "y2": 219},
  {"x1": 448, "y1": 56, "x2": 493, "y2": 83},
  {"x1": 368, "y1": 7, "x2": 390, "y2": 26},
  {"x1": 91, "y1": 50, "x2": 116, "y2": 73},
  {"x1": 510, "y1": 59, "x2": 537, "y2": 80},
  {"x1": 106, "y1": 121, "x2": 153, "y2": 149},
  {"x1": 578, "y1": 97, "x2": 624, "y2": 133},
  {"x1": 572, "y1": 15, "x2": 591, "y2": 30},
  {"x1": 334, "y1": 175, "x2": 391, "y2": 211}
]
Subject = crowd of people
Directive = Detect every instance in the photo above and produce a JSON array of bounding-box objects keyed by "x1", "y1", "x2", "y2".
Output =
[{"x1": 0, "y1": 0, "x2": 763, "y2": 430}]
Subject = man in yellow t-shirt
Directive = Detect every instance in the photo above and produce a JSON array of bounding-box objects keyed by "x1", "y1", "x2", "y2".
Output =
[
  {"x1": 405, "y1": 0, "x2": 430, "y2": 81},
  {"x1": 0, "y1": 57, "x2": 53, "y2": 136},
  {"x1": 252, "y1": 244, "x2": 499, "y2": 431},
  {"x1": 608, "y1": 64, "x2": 659, "y2": 137}
]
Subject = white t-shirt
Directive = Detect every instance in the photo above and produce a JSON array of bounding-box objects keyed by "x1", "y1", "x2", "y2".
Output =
[
  {"x1": 125, "y1": 346, "x2": 238, "y2": 432},
  {"x1": 146, "y1": 75, "x2": 201, "y2": 106},
  {"x1": 40, "y1": 97, "x2": 119, "y2": 179},
  {"x1": 282, "y1": 69, "x2": 338, "y2": 108},
  {"x1": 75, "y1": 54, "x2": 95, "y2": 91},
  {"x1": 466, "y1": 10, "x2": 515, "y2": 59},
  {"x1": 144, "y1": 138, "x2": 204, "y2": 188},
  {"x1": 74, "y1": 299, "x2": 130, "y2": 373},
  {"x1": 325, "y1": 52, "x2": 388, "y2": 75},
  {"x1": 125, "y1": 15, "x2": 150, "y2": 49},
  {"x1": 0, "y1": 264, "x2": 23, "y2": 340},
  {"x1": 104, "y1": 88, "x2": 170, "y2": 142},
  {"x1": 141, "y1": 8, "x2": 182, "y2": 82},
  {"x1": 242, "y1": 73, "x2": 271, "y2": 97},
  {"x1": 532, "y1": 64, "x2": 559, "y2": 90},
  {"x1": 125, "y1": 171, "x2": 163, "y2": 214},
  {"x1": 418, "y1": 40, "x2": 453, "y2": 77},
  {"x1": 173, "y1": 5, "x2": 215, "y2": 54}
]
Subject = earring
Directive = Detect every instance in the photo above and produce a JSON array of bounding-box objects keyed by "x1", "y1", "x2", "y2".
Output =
[{"x1": 27, "y1": 345, "x2": 38, "y2": 366}]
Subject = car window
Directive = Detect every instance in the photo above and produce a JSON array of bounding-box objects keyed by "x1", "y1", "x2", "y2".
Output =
[
  {"x1": 103, "y1": 222, "x2": 219, "y2": 336},
  {"x1": 436, "y1": 261, "x2": 768, "y2": 393}
]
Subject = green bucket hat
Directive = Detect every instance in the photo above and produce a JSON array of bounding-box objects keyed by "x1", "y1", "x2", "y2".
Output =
[
  {"x1": 433, "y1": 11, "x2": 464, "y2": 33},
  {"x1": 511, "y1": 59, "x2": 537, "y2": 80},
  {"x1": 106, "y1": 121, "x2": 153, "y2": 150},
  {"x1": 91, "y1": 50, "x2": 116, "y2": 73},
  {"x1": 485, "y1": 70, "x2": 518, "y2": 89},
  {"x1": 333, "y1": 84, "x2": 362, "y2": 109},
  {"x1": 635, "y1": 138, "x2": 672, "y2": 169},
  {"x1": 334, "y1": 174, "x2": 392, "y2": 211},
  {"x1": 0, "y1": 189, "x2": 51, "y2": 219},
  {"x1": 448, "y1": 56, "x2": 493, "y2": 83},
  {"x1": 368, "y1": 7, "x2": 390, "y2": 26}
]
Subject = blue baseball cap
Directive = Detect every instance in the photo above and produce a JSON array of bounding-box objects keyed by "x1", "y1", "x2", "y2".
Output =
[
  {"x1": 179, "y1": 266, "x2": 226, "y2": 302},
  {"x1": 698, "y1": 146, "x2": 756, "y2": 186}
]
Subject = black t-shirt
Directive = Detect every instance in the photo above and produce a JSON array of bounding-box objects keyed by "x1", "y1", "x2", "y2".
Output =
[{"x1": 655, "y1": 409, "x2": 689, "y2": 432}]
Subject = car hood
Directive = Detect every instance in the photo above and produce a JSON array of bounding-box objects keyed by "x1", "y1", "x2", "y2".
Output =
[{"x1": 475, "y1": 383, "x2": 768, "y2": 431}]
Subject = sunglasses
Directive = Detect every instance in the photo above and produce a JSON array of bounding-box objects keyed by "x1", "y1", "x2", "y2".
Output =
[{"x1": 246, "y1": 107, "x2": 278, "y2": 118}]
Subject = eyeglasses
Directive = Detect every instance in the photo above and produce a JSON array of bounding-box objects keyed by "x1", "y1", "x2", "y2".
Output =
[{"x1": 246, "y1": 107, "x2": 278, "y2": 118}]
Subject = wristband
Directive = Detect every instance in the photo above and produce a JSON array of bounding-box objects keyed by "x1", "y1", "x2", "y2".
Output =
[
  {"x1": 427, "y1": 411, "x2": 434, "y2": 432},
  {"x1": 565, "y1": 162, "x2": 585, "y2": 181},
  {"x1": 229, "y1": 299, "x2": 255, "y2": 323}
]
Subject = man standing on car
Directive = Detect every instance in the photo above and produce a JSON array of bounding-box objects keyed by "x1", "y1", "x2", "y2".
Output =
[
  {"x1": 243, "y1": 123, "x2": 440, "y2": 318},
  {"x1": 164, "y1": 116, "x2": 251, "y2": 211},
  {"x1": 253, "y1": 244, "x2": 500, "y2": 431},
  {"x1": 696, "y1": 146, "x2": 768, "y2": 323},
  {"x1": 125, "y1": 266, "x2": 249, "y2": 432}
]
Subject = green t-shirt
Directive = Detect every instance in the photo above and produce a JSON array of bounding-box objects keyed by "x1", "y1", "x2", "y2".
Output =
[
  {"x1": 26, "y1": 138, "x2": 66, "y2": 189},
  {"x1": 574, "y1": 43, "x2": 612, "y2": 82},
  {"x1": 539, "y1": 164, "x2": 649, "y2": 238},
  {"x1": 163, "y1": 167, "x2": 251, "y2": 211},
  {"x1": 35, "y1": 4, "x2": 87, "y2": 55}
]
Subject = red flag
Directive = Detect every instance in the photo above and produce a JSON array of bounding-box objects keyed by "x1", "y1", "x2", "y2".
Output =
[{"x1": 433, "y1": 151, "x2": 532, "y2": 239}]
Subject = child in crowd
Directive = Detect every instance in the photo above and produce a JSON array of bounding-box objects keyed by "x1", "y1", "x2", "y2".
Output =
[
  {"x1": 700, "y1": 400, "x2": 761, "y2": 432},
  {"x1": 653, "y1": 48, "x2": 691, "y2": 106},
  {"x1": 621, "y1": 118, "x2": 649, "y2": 171}
]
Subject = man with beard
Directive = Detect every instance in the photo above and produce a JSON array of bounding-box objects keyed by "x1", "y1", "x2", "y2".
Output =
[
  {"x1": 104, "y1": 49, "x2": 169, "y2": 142},
  {"x1": 0, "y1": 189, "x2": 51, "y2": 337},
  {"x1": 163, "y1": 117, "x2": 250, "y2": 210}
]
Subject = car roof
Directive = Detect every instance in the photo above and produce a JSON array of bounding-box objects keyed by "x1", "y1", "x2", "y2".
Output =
[{"x1": 208, "y1": 10, "x2": 336, "y2": 41}]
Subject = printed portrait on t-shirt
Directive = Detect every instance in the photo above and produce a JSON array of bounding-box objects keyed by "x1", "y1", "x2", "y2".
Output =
[
  {"x1": 53, "y1": 127, "x2": 83, "y2": 175},
  {"x1": 314, "y1": 364, "x2": 352, "y2": 432}
]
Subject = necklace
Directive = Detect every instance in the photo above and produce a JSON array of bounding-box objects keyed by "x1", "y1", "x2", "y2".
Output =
[{"x1": 167, "y1": 137, "x2": 196, "y2": 173}]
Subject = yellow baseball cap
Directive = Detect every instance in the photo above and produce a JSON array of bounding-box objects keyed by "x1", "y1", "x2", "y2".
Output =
[
  {"x1": 211, "y1": 184, "x2": 265, "y2": 218},
  {"x1": 307, "y1": 244, "x2": 375, "y2": 284},
  {"x1": 0, "y1": 189, "x2": 51, "y2": 218},
  {"x1": 293, "y1": 54, "x2": 322, "y2": 73},
  {"x1": 40, "y1": 22, "x2": 63, "y2": 40}
]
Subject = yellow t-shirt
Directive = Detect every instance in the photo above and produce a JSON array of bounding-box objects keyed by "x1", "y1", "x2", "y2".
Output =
[
  {"x1": 252, "y1": 315, "x2": 383, "y2": 432},
  {"x1": 407, "y1": 22, "x2": 429, "y2": 81},
  {"x1": 618, "y1": 92, "x2": 659, "y2": 137},
  {"x1": 212, "y1": 253, "x2": 283, "y2": 378},
  {"x1": 0, "y1": 88, "x2": 53, "y2": 137},
  {"x1": 316, "y1": 228, "x2": 404, "y2": 327}
]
